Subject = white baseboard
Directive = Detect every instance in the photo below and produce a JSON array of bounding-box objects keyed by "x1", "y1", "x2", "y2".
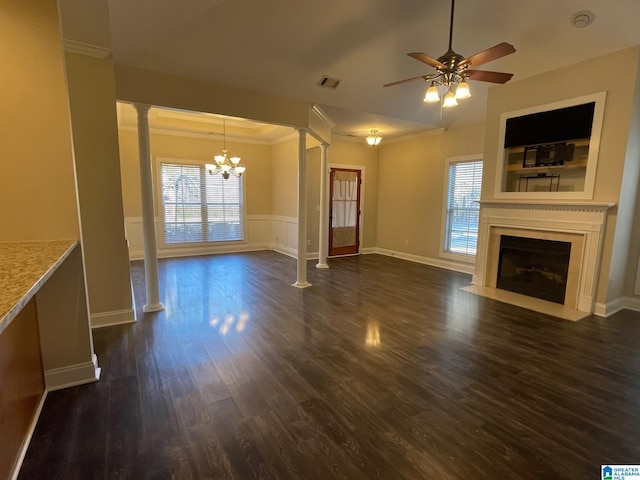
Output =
[
  {"x1": 45, "y1": 354, "x2": 101, "y2": 391},
  {"x1": 91, "y1": 308, "x2": 136, "y2": 329},
  {"x1": 271, "y1": 244, "x2": 297, "y2": 258},
  {"x1": 361, "y1": 247, "x2": 376, "y2": 254},
  {"x1": 622, "y1": 296, "x2": 640, "y2": 313},
  {"x1": 595, "y1": 296, "x2": 640, "y2": 317},
  {"x1": 373, "y1": 247, "x2": 475, "y2": 274}
]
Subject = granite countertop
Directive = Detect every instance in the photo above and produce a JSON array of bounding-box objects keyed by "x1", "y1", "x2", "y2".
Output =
[{"x1": 0, "y1": 239, "x2": 77, "y2": 335}]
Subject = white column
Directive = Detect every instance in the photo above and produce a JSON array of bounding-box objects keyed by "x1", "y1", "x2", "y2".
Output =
[
  {"x1": 316, "y1": 142, "x2": 329, "y2": 269},
  {"x1": 134, "y1": 103, "x2": 165, "y2": 312},
  {"x1": 293, "y1": 129, "x2": 311, "y2": 288}
]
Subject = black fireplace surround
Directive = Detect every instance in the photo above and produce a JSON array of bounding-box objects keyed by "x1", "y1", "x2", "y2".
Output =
[{"x1": 496, "y1": 235, "x2": 571, "y2": 304}]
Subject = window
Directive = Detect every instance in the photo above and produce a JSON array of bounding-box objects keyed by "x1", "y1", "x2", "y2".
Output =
[
  {"x1": 444, "y1": 159, "x2": 483, "y2": 256},
  {"x1": 160, "y1": 162, "x2": 244, "y2": 244}
]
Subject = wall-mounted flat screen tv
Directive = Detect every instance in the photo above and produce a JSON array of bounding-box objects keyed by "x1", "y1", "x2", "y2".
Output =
[{"x1": 504, "y1": 102, "x2": 595, "y2": 148}]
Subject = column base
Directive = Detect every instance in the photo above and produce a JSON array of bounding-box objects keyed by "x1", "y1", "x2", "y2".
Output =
[
  {"x1": 315, "y1": 263, "x2": 329, "y2": 269},
  {"x1": 143, "y1": 302, "x2": 165, "y2": 313},
  {"x1": 291, "y1": 281, "x2": 312, "y2": 289}
]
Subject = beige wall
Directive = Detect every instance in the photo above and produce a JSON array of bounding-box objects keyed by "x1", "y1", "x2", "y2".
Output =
[
  {"x1": 119, "y1": 129, "x2": 382, "y2": 256},
  {"x1": 270, "y1": 137, "x2": 300, "y2": 218},
  {"x1": 0, "y1": 0, "x2": 79, "y2": 240},
  {"x1": 0, "y1": 0, "x2": 97, "y2": 393},
  {"x1": 483, "y1": 46, "x2": 640, "y2": 304},
  {"x1": 326, "y1": 140, "x2": 379, "y2": 249},
  {"x1": 115, "y1": 65, "x2": 310, "y2": 130},
  {"x1": 64, "y1": 52, "x2": 134, "y2": 316},
  {"x1": 118, "y1": 130, "x2": 143, "y2": 218},
  {"x1": 612, "y1": 55, "x2": 640, "y2": 300},
  {"x1": 306, "y1": 147, "x2": 321, "y2": 253},
  {"x1": 376, "y1": 124, "x2": 485, "y2": 262}
]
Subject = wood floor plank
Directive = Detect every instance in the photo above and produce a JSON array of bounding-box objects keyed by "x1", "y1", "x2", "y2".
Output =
[{"x1": 17, "y1": 252, "x2": 640, "y2": 479}]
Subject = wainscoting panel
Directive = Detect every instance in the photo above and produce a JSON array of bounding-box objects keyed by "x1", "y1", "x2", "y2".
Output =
[{"x1": 124, "y1": 216, "x2": 274, "y2": 260}]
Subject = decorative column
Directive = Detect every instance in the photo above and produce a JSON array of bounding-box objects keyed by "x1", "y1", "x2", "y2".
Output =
[
  {"x1": 293, "y1": 129, "x2": 311, "y2": 288},
  {"x1": 316, "y1": 142, "x2": 329, "y2": 269},
  {"x1": 134, "y1": 103, "x2": 165, "y2": 312}
]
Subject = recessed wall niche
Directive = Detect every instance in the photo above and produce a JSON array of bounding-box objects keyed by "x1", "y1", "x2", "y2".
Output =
[{"x1": 494, "y1": 92, "x2": 606, "y2": 200}]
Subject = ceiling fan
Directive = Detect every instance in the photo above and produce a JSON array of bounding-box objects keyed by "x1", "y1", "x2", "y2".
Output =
[{"x1": 384, "y1": 0, "x2": 516, "y2": 106}]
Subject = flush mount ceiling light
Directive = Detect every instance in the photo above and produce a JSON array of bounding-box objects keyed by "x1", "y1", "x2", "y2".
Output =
[
  {"x1": 365, "y1": 129, "x2": 382, "y2": 146},
  {"x1": 205, "y1": 118, "x2": 246, "y2": 179},
  {"x1": 384, "y1": 0, "x2": 516, "y2": 108},
  {"x1": 571, "y1": 10, "x2": 595, "y2": 28}
]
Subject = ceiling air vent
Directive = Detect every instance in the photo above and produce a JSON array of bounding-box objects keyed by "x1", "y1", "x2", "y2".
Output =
[{"x1": 317, "y1": 75, "x2": 341, "y2": 90}]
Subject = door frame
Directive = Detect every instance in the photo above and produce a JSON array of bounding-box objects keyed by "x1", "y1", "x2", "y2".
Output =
[{"x1": 327, "y1": 164, "x2": 365, "y2": 257}]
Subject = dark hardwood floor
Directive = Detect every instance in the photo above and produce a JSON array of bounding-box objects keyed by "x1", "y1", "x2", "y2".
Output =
[{"x1": 18, "y1": 252, "x2": 640, "y2": 479}]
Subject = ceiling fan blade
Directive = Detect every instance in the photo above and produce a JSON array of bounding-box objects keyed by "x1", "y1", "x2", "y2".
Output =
[
  {"x1": 407, "y1": 52, "x2": 447, "y2": 70},
  {"x1": 459, "y1": 42, "x2": 516, "y2": 68},
  {"x1": 466, "y1": 70, "x2": 513, "y2": 84},
  {"x1": 383, "y1": 73, "x2": 438, "y2": 87}
]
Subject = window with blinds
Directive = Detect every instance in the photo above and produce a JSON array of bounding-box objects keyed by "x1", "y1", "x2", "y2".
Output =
[
  {"x1": 444, "y1": 160, "x2": 483, "y2": 256},
  {"x1": 160, "y1": 162, "x2": 244, "y2": 244}
]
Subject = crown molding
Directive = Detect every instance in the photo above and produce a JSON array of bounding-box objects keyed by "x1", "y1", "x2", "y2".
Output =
[
  {"x1": 331, "y1": 134, "x2": 365, "y2": 144},
  {"x1": 310, "y1": 105, "x2": 336, "y2": 129},
  {"x1": 383, "y1": 128, "x2": 446, "y2": 144},
  {"x1": 118, "y1": 124, "x2": 299, "y2": 146},
  {"x1": 63, "y1": 39, "x2": 112, "y2": 59},
  {"x1": 332, "y1": 127, "x2": 446, "y2": 145}
]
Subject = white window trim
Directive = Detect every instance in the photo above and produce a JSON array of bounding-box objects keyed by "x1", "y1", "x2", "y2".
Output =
[
  {"x1": 155, "y1": 156, "x2": 248, "y2": 249},
  {"x1": 440, "y1": 154, "x2": 483, "y2": 264}
]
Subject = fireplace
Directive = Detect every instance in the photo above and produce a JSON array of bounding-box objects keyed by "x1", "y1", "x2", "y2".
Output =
[
  {"x1": 465, "y1": 201, "x2": 613, "y2": 318},
  {"x1": 496, "y1": 235, "x2": 571, "y2": 304}
]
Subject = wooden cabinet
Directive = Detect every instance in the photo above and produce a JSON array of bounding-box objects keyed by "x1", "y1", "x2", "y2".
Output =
[{"x1": 0, "y1": 299, "x2": 44, "y2": 480}]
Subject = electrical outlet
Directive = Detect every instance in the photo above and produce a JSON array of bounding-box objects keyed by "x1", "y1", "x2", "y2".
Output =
[
  {"x1": 307, "y1": 239, "x2": 311, "y2": 246},
  {"x1": 405, "y1": 240, "x2": 409, "y2": 246}
]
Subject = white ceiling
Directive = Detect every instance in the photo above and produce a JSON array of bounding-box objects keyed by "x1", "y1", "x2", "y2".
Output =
[{"x1": 61, "y1": 0, "x2": 640, "y2": 141}]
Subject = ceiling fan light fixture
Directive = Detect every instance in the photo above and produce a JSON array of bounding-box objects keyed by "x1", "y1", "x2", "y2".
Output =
[
  {"x1": 424, "y1": 83, "x2": 440, "y2": 103},
  {"x1": 443, "y1": 88, "x2": 458, "y2": 108},
  {"x1": 366, "y1": 129, "x2": 382, "y2": 146},
  {"x1": 455, "y1": 80, "x2": 471, "y2": 99},
  {"x1": 383, "y1": 0, "x2": 515, "y2": 108}
]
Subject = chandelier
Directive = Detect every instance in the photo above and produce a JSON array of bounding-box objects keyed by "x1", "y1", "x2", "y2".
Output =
[
  {"x1": 205, "y1": 118, "x2": 246, "y2": 179},
  {"x1": 365, "y1": 129, "x2": 382, "y2": 146}
]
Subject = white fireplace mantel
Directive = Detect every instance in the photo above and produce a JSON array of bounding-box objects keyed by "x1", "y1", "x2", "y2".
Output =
[
  {"x1": 471, "y1": 200, "x2": 615, "y2": 317},
  {"x1": 478, "y1": 200, "x2": 615, "y2": 212}
]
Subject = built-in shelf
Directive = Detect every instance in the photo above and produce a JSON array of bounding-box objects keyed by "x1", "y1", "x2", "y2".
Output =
[
  {"x1": 494, "y1": 92, "x2": 606, "y2": 200},
  {"x1": 504, "y1": 138, "x2": 590, "y2": 192}
]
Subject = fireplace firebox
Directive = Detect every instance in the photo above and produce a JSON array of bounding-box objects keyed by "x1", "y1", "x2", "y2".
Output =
[{"x1": 496, "y1": 235, "x2": 571, "y2": 304}]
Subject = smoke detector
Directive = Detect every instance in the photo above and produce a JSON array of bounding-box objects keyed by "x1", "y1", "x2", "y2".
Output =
[{"x1": 571, "y1": 10, "x2": 595, "y2": 28}]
